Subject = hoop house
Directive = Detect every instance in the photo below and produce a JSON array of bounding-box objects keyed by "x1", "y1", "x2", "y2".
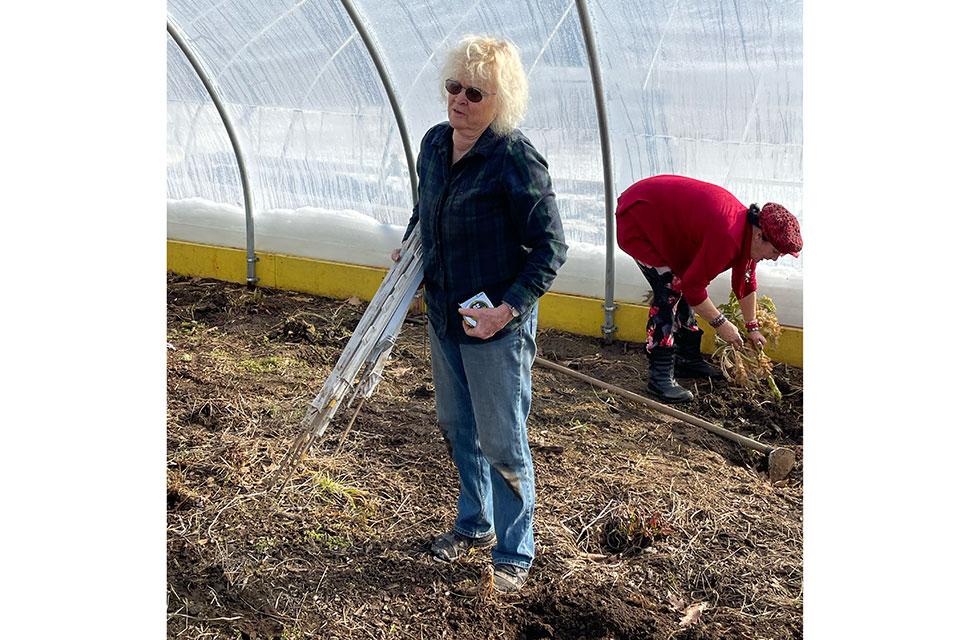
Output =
[{"x1": 167, "y1": 0, "x2": 802, "y2": 362}]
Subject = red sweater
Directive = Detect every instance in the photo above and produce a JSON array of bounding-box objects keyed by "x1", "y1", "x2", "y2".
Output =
[{"x1": 615, "y1": 175, "x2": 756, "y2": 306}]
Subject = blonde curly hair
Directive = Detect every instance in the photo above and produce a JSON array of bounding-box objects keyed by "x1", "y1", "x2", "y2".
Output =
[{"x1": 440, "y1": 35, "x2": 529, "y2": 136}]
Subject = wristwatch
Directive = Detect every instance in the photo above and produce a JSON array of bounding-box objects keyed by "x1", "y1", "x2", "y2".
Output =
[{"x1": 505, "y1": 302, "x2": 520, "y2": 318}]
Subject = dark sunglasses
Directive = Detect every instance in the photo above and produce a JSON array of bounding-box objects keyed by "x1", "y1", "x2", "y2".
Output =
[{"x1": 445, "y1": 78, "x2": 496, "y2": 103}]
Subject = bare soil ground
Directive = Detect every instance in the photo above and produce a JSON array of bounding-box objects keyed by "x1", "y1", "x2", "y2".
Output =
[{"x1": 167, "y1": 274, "x2": 802, "y2": 639}]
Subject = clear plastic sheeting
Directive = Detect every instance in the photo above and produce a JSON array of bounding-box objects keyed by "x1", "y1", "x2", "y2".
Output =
[
  {"x1": 167, "y1": 36, "x2": 243, "y2": 209},
  {"x1": 167, "y1": 0, "x2": 412, "y2": 220},
  {"x1": 167, "y1": 0, "x2": 803, "y2": 325},
  {"x1": 591, "y1": 0, "x2": 803, "y2": 269}
]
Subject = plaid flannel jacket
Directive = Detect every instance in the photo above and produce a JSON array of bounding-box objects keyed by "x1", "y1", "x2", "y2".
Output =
[{"x1": 402, "y1": 123, "x2": 567, "y2": 343}]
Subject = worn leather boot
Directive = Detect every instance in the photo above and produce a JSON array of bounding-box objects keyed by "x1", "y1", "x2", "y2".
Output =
[
  {"x1": 674, "y1": 328, "x2": 723, "y2": 379},
  {"x1": 646, "y1": 346, "x2": 694, "y2": 403}
]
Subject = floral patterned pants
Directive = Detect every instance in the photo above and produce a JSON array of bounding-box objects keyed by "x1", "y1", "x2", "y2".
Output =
[{"x1": 636, "y1": 262, "x2": 700, "y2": 352}]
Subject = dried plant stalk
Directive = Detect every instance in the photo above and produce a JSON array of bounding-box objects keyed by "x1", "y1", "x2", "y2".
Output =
[{"x1": 713, "y1": 291, "x2": 783, "y2": 401}]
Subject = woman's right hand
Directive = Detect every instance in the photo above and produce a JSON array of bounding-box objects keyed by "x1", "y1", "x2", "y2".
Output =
[
  {"x1": 717, "y1": 320, "x2": 744, "y2": 349},
  {"x1": 390, "y1": 248, "x2": 401, "y2": 263}
]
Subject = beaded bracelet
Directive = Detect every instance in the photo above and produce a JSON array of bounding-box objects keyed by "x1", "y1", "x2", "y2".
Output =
[
  {"x1": 709, "y1": 313, "x2": 727, "y2": 328},
  {"x1": 747, "y1": 327, "x2": 762, "y2": 334},
  {"x1": 745, "y1": 320, "x2": 760, "y2": 331}
]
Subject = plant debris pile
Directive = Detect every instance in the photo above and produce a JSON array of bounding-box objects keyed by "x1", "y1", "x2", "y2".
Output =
[
  {"x1": 167, "y1": 274, "x2": 802, "y2": 639},
  {"x1": 713, "y1": 291, "x2": 785, "y2": 401}
]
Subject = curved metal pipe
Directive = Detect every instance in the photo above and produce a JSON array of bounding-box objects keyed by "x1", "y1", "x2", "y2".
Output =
[
  {"x1": 338, "y1": 0, "x2": 419, "y2": 206},
  {"x1": 574, "y1": 0, "x2": 617, "y2": 341},
  {"x1": 167, "y1": 19, "x2": 258, "y2": 287}
]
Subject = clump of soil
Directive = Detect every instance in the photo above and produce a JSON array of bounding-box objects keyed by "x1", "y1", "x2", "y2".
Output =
[
  {"x1": 518, "y1": 584, "x2": 660, "y2": 639},
  {"x1": 167, "y1": 274, "x2": 802, "y2": 639},
  {"x1": 268, "y1": 316, "x2": 320, "y2": 344}
]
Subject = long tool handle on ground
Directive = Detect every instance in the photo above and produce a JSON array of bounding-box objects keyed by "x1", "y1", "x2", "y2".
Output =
[{"x1": 533, "y1": 356, "x2": 795, "y2": 481}]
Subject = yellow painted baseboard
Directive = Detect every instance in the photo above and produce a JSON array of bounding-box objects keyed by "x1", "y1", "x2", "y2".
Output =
[{"x1": 167, "y1": 240, "x2": 802, "y2": 367}]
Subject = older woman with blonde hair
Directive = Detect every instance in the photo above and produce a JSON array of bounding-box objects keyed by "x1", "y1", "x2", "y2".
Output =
[{"x1": 394, "y1": 35, "x2": 567, "y2": 593}]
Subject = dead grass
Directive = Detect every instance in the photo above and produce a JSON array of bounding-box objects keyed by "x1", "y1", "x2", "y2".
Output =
[{"x1": 167, "y1": 274, "x2": 803, "y2": 639}]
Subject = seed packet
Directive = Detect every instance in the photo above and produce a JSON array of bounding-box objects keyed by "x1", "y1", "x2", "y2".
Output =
[{"x1": 458, "y1": 291, "x2": 494, "y2": 328}]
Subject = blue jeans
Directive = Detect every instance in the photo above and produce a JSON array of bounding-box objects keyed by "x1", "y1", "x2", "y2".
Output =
[{"x1": 428, "y1": 307, "x2": 539, "y2": 569}]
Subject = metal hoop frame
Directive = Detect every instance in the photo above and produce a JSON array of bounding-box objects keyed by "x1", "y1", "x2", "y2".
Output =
[{"x1": 168, "y1": 0, "x2": 620, "y2": 333}]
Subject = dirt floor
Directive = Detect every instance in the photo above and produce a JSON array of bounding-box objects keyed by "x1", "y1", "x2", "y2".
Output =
[{"x1": 167, "y1": 274, "x2": 803, "y2": 639}]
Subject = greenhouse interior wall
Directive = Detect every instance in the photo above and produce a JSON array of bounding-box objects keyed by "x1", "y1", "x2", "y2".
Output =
[{"x1": 167, "y1": 0, "x2": 803, "y2": 367}]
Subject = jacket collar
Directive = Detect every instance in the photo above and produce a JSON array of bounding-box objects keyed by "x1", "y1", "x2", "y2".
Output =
[{"x1": 433, "y1": 122, "x2": 501, "y2": 160}]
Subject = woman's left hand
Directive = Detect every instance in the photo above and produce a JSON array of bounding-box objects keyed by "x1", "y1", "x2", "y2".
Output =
[
  {"x1": 459, "y1": 304, "x2": 513, "y2": 340},
  {"x1": 748, "y1": 329, "x2": 767, "y2": 350}
]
